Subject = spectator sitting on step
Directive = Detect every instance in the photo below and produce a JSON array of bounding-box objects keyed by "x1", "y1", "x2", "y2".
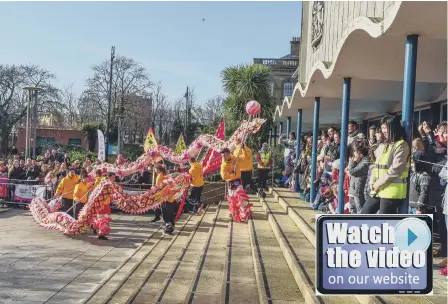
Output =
[{"x1": 311, "y1": 172, "x2": 333, "y2": 211}]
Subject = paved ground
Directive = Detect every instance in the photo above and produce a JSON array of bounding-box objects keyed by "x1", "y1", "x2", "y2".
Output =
[{"x1": 0, "y1": 208, "x2": 158, "y2": 304}]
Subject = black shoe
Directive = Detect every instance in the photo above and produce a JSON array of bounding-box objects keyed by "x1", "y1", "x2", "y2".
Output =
[
  {"x1": 90, "y1": 225, "x2": 97, "y2": 235},
  {"x1": 150, "y1": 217, "x2": 161, "y2": 223},
  {"x1": 165, "y1": 223, "x2": 174, "y2": 234},
  {"x1": 98, "y1": 235, "x2": 108, "y2": 240}
]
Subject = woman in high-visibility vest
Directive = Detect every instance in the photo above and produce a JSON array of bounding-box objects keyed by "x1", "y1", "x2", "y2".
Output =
[{"x1": 361, "y1": 115, "x2": 410, "y2": 214}]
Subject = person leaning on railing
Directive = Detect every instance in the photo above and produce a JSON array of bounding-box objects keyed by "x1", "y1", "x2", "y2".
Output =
[{"x1": 361, "y1": 115, "x2": 410, "y2": 214}]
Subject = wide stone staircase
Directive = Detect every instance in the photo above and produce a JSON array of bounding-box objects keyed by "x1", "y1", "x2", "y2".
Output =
[{"x1": 83, "y1": 188, "x2": 447, "y2": 304}]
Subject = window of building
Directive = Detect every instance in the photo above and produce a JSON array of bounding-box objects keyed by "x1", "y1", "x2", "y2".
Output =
[
  {"x1": 442, "y1": 104, "x2": 447, "y2": 122},
  {"x1": 413, "y1": 111, "x2": 420, "y2": 126},
  {"x1": 369, "y1": 119, "x2": 381, "y2": 129},
  {"x1": 36, "y1": 137, "x2": 56, "y2": 146},
  {"x1": 283, "y1": 81, "x2": 294, "y2": 97},
  {"x1": 68, "y1": 138, "x2": 82, "y2": 146},
  {"x1": 420, "y1": 109, "x2": 432, "y2": 125}
]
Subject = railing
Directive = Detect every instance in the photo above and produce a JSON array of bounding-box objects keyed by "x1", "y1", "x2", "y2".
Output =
[{"x1": 254, "y1": 58, "x2": 299, "y2": 68}]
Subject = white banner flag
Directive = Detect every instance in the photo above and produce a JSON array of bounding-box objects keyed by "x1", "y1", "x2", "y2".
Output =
[
  {"x1": 97, "y1": 129, "x2": 105, "y2": 161},
  {"x1": 14, "y1": 185, "x2": 46, "y2": 201}
]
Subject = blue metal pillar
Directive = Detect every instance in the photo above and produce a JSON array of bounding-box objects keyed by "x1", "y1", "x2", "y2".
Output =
[
  {"x1": 310, "y1": 98, "x2": 320, "y2": 203},
  {"x1": 401, "y1": 34, "x2": 419, "y2": 214},
  {"x1": 338, "y1": 78, "x2": 351, "y2": 214},
  {"x1": 294, "y1": 109, "x2": 303, "y2": 193},
  {"x1": 273, "y1": 124, "x2": 277, "y2": 147},
  {"x1": 286, "y1": 116, "x2": 292, "y2": 136}
]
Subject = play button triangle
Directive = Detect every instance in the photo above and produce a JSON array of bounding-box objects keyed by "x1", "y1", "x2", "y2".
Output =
[{"x1": 408, "y1": 228, "x2": 417, "y2": 246}]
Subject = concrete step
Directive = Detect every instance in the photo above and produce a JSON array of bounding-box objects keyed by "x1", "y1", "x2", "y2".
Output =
[
  {"x1": 152, "y1": 203, "x2": 224, "y2": 304},
  {"x1": 85, "y1": 205, "x2": 213, "y2": 304},
  {"x1": 248, "y1": 197, "x2": 304, "y2": 303},
  {"x1": 83, "y1": 217, "x2": 169, "y2": 304},
  {"x1": 220, "y1": 202, "x2": 260, "y2": 304},
  {"x1": 185, "y1": 201, "x2": 231, "y2": 304},
  {"x1": 124, "y1": 205, "x2": 218, "y2": 304},
  {"x1": 269, "y1": 187, "x2": 444, "y2": 304},
  {"x1": 255, "y1": 192, "x2": 358, "y2": 304}
]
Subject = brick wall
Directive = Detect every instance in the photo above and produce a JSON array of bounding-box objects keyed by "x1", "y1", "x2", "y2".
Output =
[{"x1": 16, "y1": 127, "x2": 89, "y2": 153}]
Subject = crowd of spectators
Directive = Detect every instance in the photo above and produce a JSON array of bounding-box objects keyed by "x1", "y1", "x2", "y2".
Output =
[
  {"x1": 0, "y1": 146, "x2": 193, "y2": 205},
  {"x1": 278, "y1": 114, "x2": 447, "y2": 275}
]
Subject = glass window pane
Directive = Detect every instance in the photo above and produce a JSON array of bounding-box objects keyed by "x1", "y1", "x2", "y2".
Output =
[
  {"x1": 414, "y1": 111, "x2": 420, "y2": 125},
  {"x1": 420, "y1": 109, "x2": 432, "y2": 124},
  {"x1": 283, "y1": 81, "x2": 294, "y2": 97},
  {"x1": 442, "y1": 104, "x2": 447, "y2": 122},
  {"x1": 68, "y1": 138, "x2": 81, "y2": 146},
  {"x1": 369, "y1": 119, "x2": 381, "y2": 129}
]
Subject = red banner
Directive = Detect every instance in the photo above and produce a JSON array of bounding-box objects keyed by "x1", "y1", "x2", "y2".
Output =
[{"x1": 202, "y1": 120, "x2": 225, "y2": 175}]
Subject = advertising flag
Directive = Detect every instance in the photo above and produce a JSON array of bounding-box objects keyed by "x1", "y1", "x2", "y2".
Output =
[
  {"x1": 202, "y1": 120, "x2": 225, "y2": 175},
  {"x1": 97, "y1": 130, "x2": 105, "y2": 161},
  {"x1": 175, "y1": 134, "x2": 186, "y2": 153}
]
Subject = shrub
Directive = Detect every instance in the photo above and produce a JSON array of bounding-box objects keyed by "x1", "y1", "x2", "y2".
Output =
[{"x1": 80, "y1": 122, "x2": 105, "y2": 152}]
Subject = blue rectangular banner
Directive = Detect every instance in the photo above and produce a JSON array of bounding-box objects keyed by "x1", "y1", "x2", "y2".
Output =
[{"x1": 316, "y1": 214, "x2": 433, "y2": 295}]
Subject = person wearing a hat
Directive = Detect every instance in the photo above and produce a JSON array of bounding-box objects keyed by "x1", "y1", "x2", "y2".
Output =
[
  {"x1": 220, "y1": 147, "x2": 252, "y2": 222},
  {"x1": 256, "y1": 143, "x2": 272, "y2": 190}
]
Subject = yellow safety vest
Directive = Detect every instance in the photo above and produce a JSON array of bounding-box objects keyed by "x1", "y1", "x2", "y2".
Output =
[
  {"x1": 258, "y1": 152, "x2": 271, "y2": 169},
  {"x1": 371, "y1": 140, "x2": 410, "y2": 199}
]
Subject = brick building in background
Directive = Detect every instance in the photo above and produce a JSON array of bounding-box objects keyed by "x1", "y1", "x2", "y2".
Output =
[{"x1": 16, "y1": 127, "x2": 89, "y2": 154}]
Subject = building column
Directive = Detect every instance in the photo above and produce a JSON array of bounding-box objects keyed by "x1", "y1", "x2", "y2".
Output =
[
  {"x1": 279, "y1": 122, "x2": 283, "y2": 138},
  {"x1": 401, "y1": 34, "x2": 419, "y2": 214},
  {"x1": 286, "y1": 116, "x2": 292, "y2": 136},
  {"x1": 310, "y1": 98, "x2": 320, "y2": 203},
  {"x1": 294, "y1": 109, "x2": 303, "y2": 193},
  {"x1": 338, "y1": 78, "x2": 351, "y2": 214},
  {"x1": 273, "y1": 124, "x2": 277, "y2": 148}
]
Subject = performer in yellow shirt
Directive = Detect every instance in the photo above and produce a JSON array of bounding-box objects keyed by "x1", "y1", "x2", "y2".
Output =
[
  {"x1": 54, "y1": 167, "x2": 80, "y2": 213},
  {"x1": 73, "y1": 173, "x2": 91, "y2": 220},
  {"x1": 187, "y1": 157, "x2": 205, "y2": 215},
  {"x1": 154, "y1": 165, "x2": 177, "y2": 235},
  {"x1": 220, "y1": 147, "x2": 252, "y2": 222},
  {"x1": 233, "y1": 138, "x2": 253, "y2": 191}
]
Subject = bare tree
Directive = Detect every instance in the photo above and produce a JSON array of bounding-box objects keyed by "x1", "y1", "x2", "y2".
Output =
[
  {"x1": 194, "y1": 95, "x2": 224, "y2": 127},
  {"x1": 59, "y1": 84, "x2": 80, "y2": 128},
  {"x1": 82, "y1": 55, "x2": 153, "y2": 130},
  {"x1": 0, "y1": 64, "x2": 60, "y2": 153}
]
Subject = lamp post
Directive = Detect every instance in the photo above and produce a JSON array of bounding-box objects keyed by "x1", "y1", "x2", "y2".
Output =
[
  {"x1": 105, "y1": 46, "x2": 116, "y2": 160},
  {"x1": 117, "y1": 102, "x2": 125, "y2": 154},
  {"x1": 23, "y1": 87, "x2": 43, "y2": 159}
]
